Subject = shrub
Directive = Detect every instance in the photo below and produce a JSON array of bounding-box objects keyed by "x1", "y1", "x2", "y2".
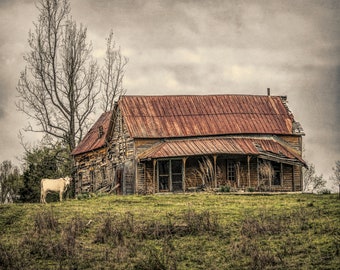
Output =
[
  {"x1": 76, "y1": 192, "x2": 90, "y2": 200},
  {"x1": 0, "y1": 242, "x2": 27, "y2": 269},
  {"x1": 182, "y1": 210, "x2": 220, "y2": 235},
  {"x1": 247, "y1": 187, "x2": 255, "y2": 192},
  {"x1": 220, "y1": 186, "x2": 230, "y2": 192},
  {"x1": 34, "y1": 209, "x2": 59, "y2": 234},
  {"x1": 95, "y1": 212, "x2": 135, "y2": 245},
  {"x1": 134, "y1": 238, "x2": 177, "y2": 270},
  {"x1": 318, "y1": 189, "x2": 331, "y2": 194}
]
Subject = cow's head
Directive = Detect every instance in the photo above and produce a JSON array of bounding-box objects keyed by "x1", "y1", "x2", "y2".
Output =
[{"x1": 64, "y1": 176, "x2": 71, "y2": 187}]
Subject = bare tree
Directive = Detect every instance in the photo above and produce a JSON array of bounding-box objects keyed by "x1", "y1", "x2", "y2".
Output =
[
  {"x1": 303, "y1": 162, "x2": 326, "y2": 193},
  {"x1": 17, "y1": 0, "x2": 99, "y2": 151},
  {"x1": 0, "y1": 161, "x2": 22, "y2": 203},
  {"x1": 331, "y1": 160, "x2": 340, "y2": 198},
  {"x1": 100, "y1": 30, "x2": 128, "y2": 112},
  {"x1": 311, "y1": 174, "x2": 326, "y2": 193},
  {"x1": 303, "y1": 162, "x2": 315, "y2": 192}
]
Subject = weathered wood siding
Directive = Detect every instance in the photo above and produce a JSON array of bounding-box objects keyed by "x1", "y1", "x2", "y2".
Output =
[
  {"x1": 108, "y1": 109, "x2": 135, "y2": 194},
  {"x1": 279, "y1": 135, "x2": 302, "y2": 154},
  {"x1": 109, "y1": 110, "x2": 134, "y2": 163},
  {"x1": 135, "y1": 139, "x2": 162, "y2": 194},
  {"x1": 74, "y1": 148, "x2": 111, "y2": 193},
  {"x1": 293, "y1": 165, "x2": 302, "y2": 191}
]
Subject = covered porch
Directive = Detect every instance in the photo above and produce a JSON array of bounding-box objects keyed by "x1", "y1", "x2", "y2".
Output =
[{"x1": 136, "y1": 136, "x2": 306, "y2": 194}]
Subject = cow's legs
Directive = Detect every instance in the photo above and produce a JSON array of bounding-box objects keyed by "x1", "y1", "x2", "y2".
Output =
[
  {"x1": 41, "y1": 191, "x2": 46, "y2": 203},
  {"x1": 60, "y1": 190, "x2": 63, "y2": 202}
]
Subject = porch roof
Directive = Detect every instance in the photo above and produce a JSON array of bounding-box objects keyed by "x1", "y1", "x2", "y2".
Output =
[{"x1": 138, "y1": 137, "x2": 305, "y2": 166}]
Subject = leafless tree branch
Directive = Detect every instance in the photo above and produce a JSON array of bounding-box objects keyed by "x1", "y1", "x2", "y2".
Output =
[
  {"x1": 17, "y1": 0, "x2": 99, "y2": 151},
  {"x1": 100, "y1": 30, "x2": 128, "y2": 112}
]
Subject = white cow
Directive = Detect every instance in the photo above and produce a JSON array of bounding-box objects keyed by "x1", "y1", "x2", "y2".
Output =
[{"x1": 40, "y1": 177, "x2": 71, "y2": 203}]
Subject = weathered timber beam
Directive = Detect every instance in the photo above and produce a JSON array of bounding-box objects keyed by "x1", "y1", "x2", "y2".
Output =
[
  {"x1": 182, "y1": 157, "x2": 188, "y2": 192},
  {"x1": 247, "y1": 155, "x2": 251, "y2": 187},
  {"x1": 153, "y1": 159, "x2": 157, "y2": 194},
  {"x1": 213, "y1": 155, "x2": 217, "y2": 188}
]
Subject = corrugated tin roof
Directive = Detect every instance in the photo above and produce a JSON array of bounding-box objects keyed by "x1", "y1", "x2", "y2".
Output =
[
  {"x1": 71, "y1": 111, "x2": 113, "y2": 156},
  {"x1": 119, "y1": 95, "x2": 295, "y2": 138},
  {"x1": 138, "y1": 137, "x2": 305, "y2": 165}
]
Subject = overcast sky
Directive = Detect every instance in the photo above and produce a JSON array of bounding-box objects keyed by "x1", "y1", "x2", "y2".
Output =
[{"x1": 0, "y1": 0, "x2": 339, "y2": 184}]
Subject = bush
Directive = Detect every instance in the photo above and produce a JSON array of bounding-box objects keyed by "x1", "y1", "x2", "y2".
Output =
[
  {"x1": 0, "y1": 242, "x2": 27, "y2": 269},
  {"x1": 34, "y1": 209, "x2": 59, "y2": 233},
  {"x1": 318, "y1": 189, "x2": 331, "y2": 194},
  {"x1": 135, "y1": 239, "x2": 178, "y2": 270},
  {"x1": 76, "y1": 192, "x2": 91, "y2": 200},
  {"x1": 247, "y1": 187, "x2": 255, "y2": 192},
  {"x1": 220, "y1": 186, "x2": 230, "y2": 192}
]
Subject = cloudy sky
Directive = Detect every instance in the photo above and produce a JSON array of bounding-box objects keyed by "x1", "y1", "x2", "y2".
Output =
[{"x1": 0, "y1": 0, "x2": 339, "y2": 184}]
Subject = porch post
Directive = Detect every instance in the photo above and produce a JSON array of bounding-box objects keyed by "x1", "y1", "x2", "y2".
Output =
[
  {"x1": 300, "y1": 166, "x2": 303, "y2": 192},
  {"x1": 292, "y1": 165, "x2": 295, "y2": 191},
  {"x1": 169, "y1": 160, "x2": 173, "y2": 192},
  {"x1": 182, "y1": 157, "x2": 187, "y2": 192},
  {"x1": 269, "y1": 168, "x2": 272, "y2": 190},
  {"x1": 280, "y1": 163, "x2": 283, "y2": 187},
  {"x1": 213, "y1": 155, "x2": 218, "y2": 188},
  {"x1": 236, "y1": 162, "x2": 240, "y2": 188},
  {"x1": 134, "y1": 159, "x2": 138, "y2": 194},
  {"x1": 153, "y1": 159, "x2": 157, "y2": 194},
  {"x1": 257, "y1": 157, "x2": 260, "y2": 188},
  {"x1": 247, "y1": 155, "x2": 251, "y2": 187}
]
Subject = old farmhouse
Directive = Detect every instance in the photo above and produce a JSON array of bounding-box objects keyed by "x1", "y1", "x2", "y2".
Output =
[{"x1": 71, "y1": 93, "x2": 306, "y2": 194}]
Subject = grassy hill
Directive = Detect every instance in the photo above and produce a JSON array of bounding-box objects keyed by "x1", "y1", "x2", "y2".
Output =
[{"x1": 0, "y1": 193, "x2": 339, "y2": 269}]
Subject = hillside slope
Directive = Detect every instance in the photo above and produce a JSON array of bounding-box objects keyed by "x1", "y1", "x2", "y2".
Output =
[{"x1": 0, "y1": 193, "x2": 339, "y2": 269}]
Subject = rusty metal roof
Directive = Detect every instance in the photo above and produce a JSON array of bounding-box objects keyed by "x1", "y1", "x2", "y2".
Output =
[
  {"x1": 138, "y1": 136, "x2": 305, "y2": 165},
  {"x1": 119, "y1": 95, "x2": 296, "y2": 138},
  {"x1": 71, "y1": 111, "x2": 113, "y2": 156}
]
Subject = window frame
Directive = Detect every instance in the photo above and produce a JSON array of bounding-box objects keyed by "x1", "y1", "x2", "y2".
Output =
[
  {"x1": 271, "y1": 162, "x2": 282, "y2": 186},
  {"x1": 227, "y1": 160, "x2": 236, "y2": 182},
  {"x1": 157, "y1": 159, "x2": 183, "y2": 192}
]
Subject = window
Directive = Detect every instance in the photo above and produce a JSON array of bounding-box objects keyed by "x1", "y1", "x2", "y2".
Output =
[
  {"x1": 227, "y1": 160, "x2": 236, "y2": 182},
  {"x1": 171, "y1": 160, "x2": 183, "y2": 191},
  {"x1": 158, "y1": 159, "x2": 183, "y2": 192},
  {"x1": 158, "y1": 160, "x2": 169, "y2": 191},
  {"x1": 272, "y1": 162, "x2": 281, "y2": 186}
]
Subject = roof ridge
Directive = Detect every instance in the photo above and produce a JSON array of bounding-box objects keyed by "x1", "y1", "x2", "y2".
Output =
[
  {"x1": 124, "y1": 112, "x2": 288, "y2": 117},
  {"x1": 122, "y1": 94, "x2": 283, "y2": 98}
]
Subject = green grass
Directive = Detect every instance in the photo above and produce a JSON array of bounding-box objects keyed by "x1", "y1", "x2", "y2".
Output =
[{"x1": 0, "y1": 193, "x2": 339, "y2": 269}]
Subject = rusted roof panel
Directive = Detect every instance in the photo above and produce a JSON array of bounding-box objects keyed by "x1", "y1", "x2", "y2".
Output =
[
  {"x1": 119, "y1": 95, "x2": 295, "y2": 138},
  {"x1": 138, "y1": 137, "x2": 305, "y2": 165},
  {"x1": 71, "y1": 111, "x2": 113, "y2": 156}
]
